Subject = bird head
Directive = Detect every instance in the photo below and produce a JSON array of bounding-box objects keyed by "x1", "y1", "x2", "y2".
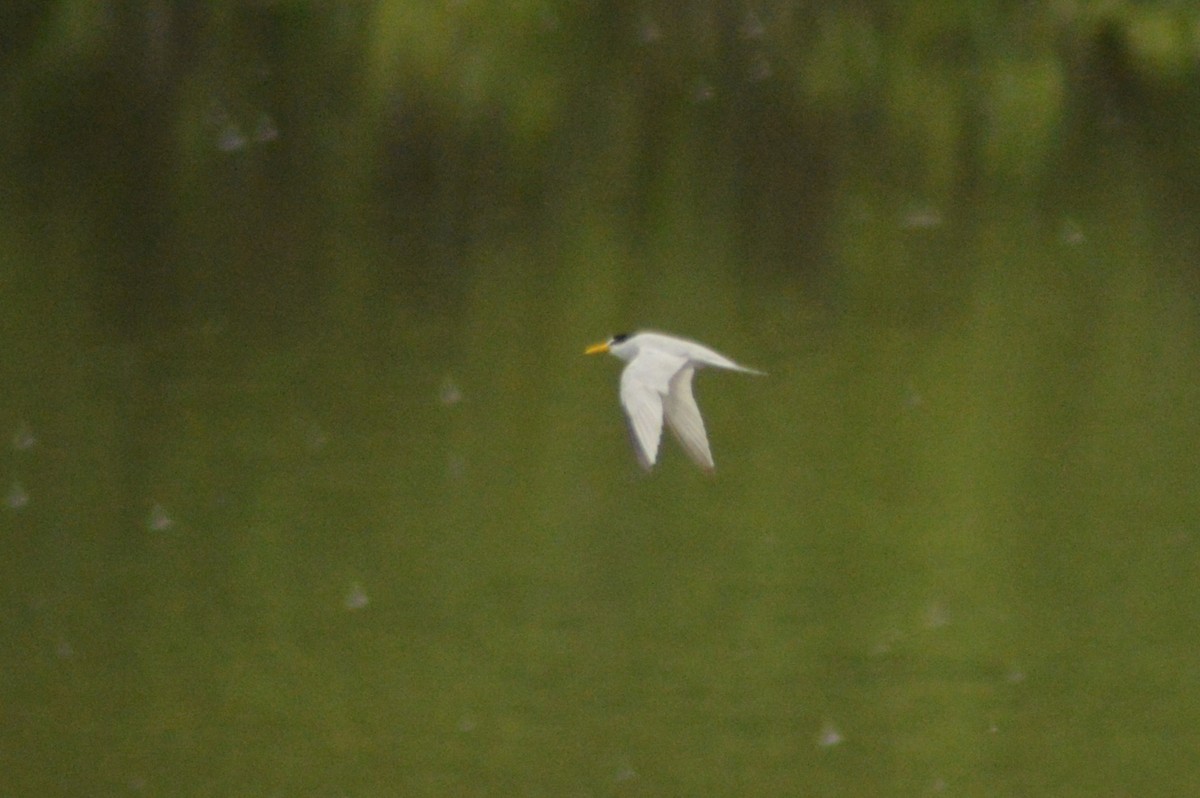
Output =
[{"x1": 585, "y1": 332, "x2": 631, "y2": 357}]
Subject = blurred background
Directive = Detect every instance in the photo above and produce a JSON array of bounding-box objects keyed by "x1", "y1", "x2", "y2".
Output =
[{"x1": 3, "y1": 1, "x2": 1200, "y2": 794}]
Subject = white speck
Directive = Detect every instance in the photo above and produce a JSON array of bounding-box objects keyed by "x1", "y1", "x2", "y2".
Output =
[
  {"x1": 457, "y1": 714, "x2": 477, "y2": 733},
  {"x1": 614, "y1": 761, "x2": 637, "y2": 782},
  {"x1": 538, "y1": 8, "x2": 559, "y2": 32},
  {"x1": 693, "y1": 78, "x2": 715, "y2": 103},
  {"x1": 55, "y1": 637, "x2": 74, "y2": 659},
  {"x1": 1005, "y1": 667, "x2": 1026, "y2": 684},
  {"x1": 740, "y1": 10, "x2": 765, "y2": 39},
  {"x1": 306, "y1": 423, "x2": 329, "y2": 452},
  {"x1": 923, "y1": 602, "x2": 950, "y2": 629},
  {"x1": 6, "y1": 481, "x2": 28, "y2": 510},
  {"x1": 147, "y1": 503, "x2": 174, "y2": 531},
  {"x1": 439, "y1": 376, "x2": 463, "y2": 406},
  {"x1": 747, "y1": 52, "x2": 772, "y2": 82},
  {"x1": 870, "y1": 628, "x2": 904, "y2": 656},
  {"x1": 217, "y1": 123, "x2": 246, "y2": 152},
  {"x1": 343, "y1": 582, "x2": 369, "y2": 610},
  {"x1": 817, "y1": 721, "x2": 843, "y2": 748},
  {"x1": 253, "y1": 112, "x2": 278, "y2": 143},
  {"x1": 901, "y1": 206, "x2": 943, "y2": 230},
  {"x1": 12, "y1": 422, "x2": 36, "y2": 451},
  {"x1": 1060, "y1": 219, "x2": 1085, "y2": 245},
  {"x1": 637, "y1": 13, "x2": 661, "y2": 44}
]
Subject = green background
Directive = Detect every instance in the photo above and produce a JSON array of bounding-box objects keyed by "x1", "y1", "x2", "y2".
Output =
[{"x1": 4, "y1": 2, "x2": 1200, "y2": 795}]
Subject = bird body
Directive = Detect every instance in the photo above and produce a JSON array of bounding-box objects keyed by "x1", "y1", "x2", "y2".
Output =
[{"x1": 585, "y1": 331, "x2": 763, "y2": 471}]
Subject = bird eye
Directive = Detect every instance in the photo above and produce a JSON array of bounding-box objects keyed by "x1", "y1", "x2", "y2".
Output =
[{"x1": 612, "y1": 333, "x2": 629, "y2": 343}]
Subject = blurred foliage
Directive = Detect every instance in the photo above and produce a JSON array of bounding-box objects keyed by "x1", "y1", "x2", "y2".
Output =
[
  {"x1": 3, "y1": 0, "x2": 1200, "y2": 330},
  {"x1": 6, "y1": 1, "x2": 1200, "y2": 194},
  {"x1": 4, "y1": 7, "x2": 1200, "y2": 793}
]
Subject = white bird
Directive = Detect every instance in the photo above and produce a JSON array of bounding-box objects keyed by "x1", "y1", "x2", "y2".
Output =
[{"x1": 585, "y1": 331, "x2": 764, "y2": 471}]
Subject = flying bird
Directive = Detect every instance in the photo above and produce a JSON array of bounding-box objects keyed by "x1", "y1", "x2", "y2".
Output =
[{"x1": 585, "y1": 331, "x2": 764, "y2": 471}]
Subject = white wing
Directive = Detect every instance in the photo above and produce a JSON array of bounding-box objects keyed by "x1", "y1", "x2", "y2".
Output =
[
  {"x1": 619, "y1": 350, "x2": 686, "y2": 470},
  {"x1": 629, "y1": 332, "x2": 766, "y2": 374},
  {"x1": 664, "y1": 365, "x2": 715, "y2": 471}
]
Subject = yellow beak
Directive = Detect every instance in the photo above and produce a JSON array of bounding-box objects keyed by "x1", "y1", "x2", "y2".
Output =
[{"x1": 584, "y1": 341, "x2": 610, "y2": 355}]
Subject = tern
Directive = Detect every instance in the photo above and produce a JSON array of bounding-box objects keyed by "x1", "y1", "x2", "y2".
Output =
[{"x1": 585, "y1": 331, "x2": 764, "y2": 471}]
